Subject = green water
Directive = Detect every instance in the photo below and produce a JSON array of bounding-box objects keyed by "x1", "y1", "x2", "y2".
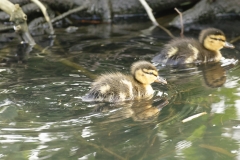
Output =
[{"x1": 0, "y1": 22, "x2": 240, "y2": 160}]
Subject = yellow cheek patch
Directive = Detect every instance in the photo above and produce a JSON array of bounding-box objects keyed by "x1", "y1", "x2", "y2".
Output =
[{"x1": 204, "y1": 35, "x2": 227, "y2": 51}]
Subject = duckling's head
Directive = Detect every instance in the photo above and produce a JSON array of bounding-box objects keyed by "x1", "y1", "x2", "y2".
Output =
[
  {"x1": 199, "y1": 28, "x2": 234, "y2": 52},
  {"x1": 130, "y1": 61, "x2": 167, "y2": 85}
]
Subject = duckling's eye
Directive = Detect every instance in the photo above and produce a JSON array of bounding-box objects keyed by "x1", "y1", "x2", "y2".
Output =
[
  {"x1": 148, "y1": 72, "x2": 157, "y2": 76},
  {"x1": 217, "y1": 38, "x2": 225, "y2": 42},
  {"x1": 210, "y1": 37, "x2": 225, "y2": 42},
  {"x1": 142, "y1": 69, "x2": 157, "y2": 76}
]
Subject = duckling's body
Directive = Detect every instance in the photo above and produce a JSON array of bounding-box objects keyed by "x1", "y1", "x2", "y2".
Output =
[
  {"x1": 83, "y1": 73, "x2": 153, "y2": 102},
  {"x1": 82, "y1": 61, "x2": 167, "y2": 102},
  {"x1": 152, "y1": 28, "x2": 234, "y2": 65}
]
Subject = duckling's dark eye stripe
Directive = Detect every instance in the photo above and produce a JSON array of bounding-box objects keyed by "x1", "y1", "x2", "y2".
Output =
[
  {"x1": 210, "y1": 37, "x2": 225, "y2": 42},
  {"x1": 142, "y1": 69, "x2": 157, "y2": 76}
]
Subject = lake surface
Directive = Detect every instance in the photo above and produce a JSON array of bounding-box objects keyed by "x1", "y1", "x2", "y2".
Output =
[{"x1": 0, "y1": 19, "x2": 240, "y2": 160}]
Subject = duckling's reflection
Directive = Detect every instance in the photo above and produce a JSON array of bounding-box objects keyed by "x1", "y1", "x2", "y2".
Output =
[
  {"x1": 201, "y1": 63, "x2": 226, "y2": 88},
  {"x1": 93, "y1": 98, "x2": 169, "y2": 122},
  {"x1": 159, "y1": 62, "x2": 231, "y2": 88}
]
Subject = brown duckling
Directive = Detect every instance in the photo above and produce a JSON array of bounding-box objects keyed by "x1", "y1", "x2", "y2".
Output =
[
  {"x1": 82, "y1": 61, "x2": 167, "y2": 102},
  {"x1": 152, "y1": 28, "x2": 235, "y2": 65}
]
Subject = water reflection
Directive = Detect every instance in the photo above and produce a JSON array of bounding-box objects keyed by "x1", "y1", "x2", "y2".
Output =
[
  {"x1": 157, "y1": 59, "x2": 238, "y2": 91},
  {"x1": 92, "y1": 98, "x2": 169, "y2": 123},
  {"x1": 202, "y1": 63, "x2": 227, "y2": 88},
  {"x1": 0, "y1": 100, "x2": 17, "y2": 122}
]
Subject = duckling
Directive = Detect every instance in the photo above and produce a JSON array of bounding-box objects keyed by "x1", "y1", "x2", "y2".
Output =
[
  {"x1": 82, "y1": 61, "x2": 167, "y2": 102},
  {"x1": 152, "y1": 28, "x2": 235, "y2": 65}
]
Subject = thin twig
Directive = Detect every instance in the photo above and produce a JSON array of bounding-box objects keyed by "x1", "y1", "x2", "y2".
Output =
[
  {"x1": 102, "y1": 146, "x2": 127, "y2": 160},
  {"x1": 174, "y1": 8, "x2": 184, "y2": 38},
  {"x1": 75, "y1": 134, "x2": 127, "y2": 160},
  {"x1": 230, "y1": 36, "x2": 240, "y2": 43},
  {"x1": 139, "y1": 131, "x2": 158, "y2": 160},
  {"x1": 51, "y1": 6, "x2": 86, "y2": 23},
  {"x1": 139, "y1": 0, "x2": 175, "y2": 38},
  {"x1": 31, "y1": 0, "x2": 54, "y2": 35},
  {"x1": 182, "y1": 112, "x2": 207, "y2": 123}
]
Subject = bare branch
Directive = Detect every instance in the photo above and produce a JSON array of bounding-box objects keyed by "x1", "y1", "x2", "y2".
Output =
[
  {"x1": 0, "y1": 0, "x2": 15, "y2": 15},
  {"x1": 31, "y1": 0, "x2": 54, "y2": 35},
  {"x1": 230, "y1": 36, "x2": 240, "y2": 44},
  {"x1": 0, "y1": 0, "x2": 35, "y2": 45},
  {"x1": 174, "y1": 8, "x2": 184, "y2": 38},
  {"x1": 51, "y1": 6, "x2": 86, "y2": 23},
  {"x1": 139, "y1": 0, "x2": 175, "y2": 38}
]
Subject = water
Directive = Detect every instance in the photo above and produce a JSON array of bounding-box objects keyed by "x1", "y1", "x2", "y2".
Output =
[{"x1": 0, "y1": 21, "x2": 240, "y2": 160}]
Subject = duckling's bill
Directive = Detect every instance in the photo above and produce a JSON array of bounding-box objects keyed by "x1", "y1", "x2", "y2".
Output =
[
  {"x1": 224, "y1": 41, "x2": 234, "y2": 48},
  {"x1": 155, "y1": 76, "x2": 167, "y2": 84}
]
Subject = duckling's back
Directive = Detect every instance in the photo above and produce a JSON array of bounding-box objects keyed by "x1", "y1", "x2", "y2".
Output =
[
  {"x1": 82, "y1": 72, "x2": 150, "y2": 102},
  {"x1": 152, "y1": 38, "x2": 214, "y2": 65}
]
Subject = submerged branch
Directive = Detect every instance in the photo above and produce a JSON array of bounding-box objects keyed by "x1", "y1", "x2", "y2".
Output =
[
  {"x1": 199, "y1": 144, "x2": 235, "y2": 157},
  {"x1": 59, "y1": 58, "x2": 97, "y2": 80},
  {"x1": 75, "y1": 134, "x2": 127, "y2": 160}
]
